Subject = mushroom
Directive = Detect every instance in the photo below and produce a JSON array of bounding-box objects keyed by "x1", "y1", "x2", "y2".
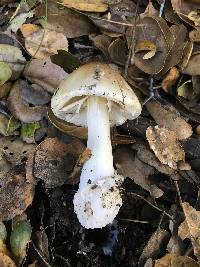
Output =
[{"x1": 51, "y1": 62, "x2": 142, "y2": 229}]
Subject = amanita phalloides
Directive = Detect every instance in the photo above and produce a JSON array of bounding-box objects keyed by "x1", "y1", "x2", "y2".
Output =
[{"x1": 51, "y1": 62, "x2": 141, "y2": 229}]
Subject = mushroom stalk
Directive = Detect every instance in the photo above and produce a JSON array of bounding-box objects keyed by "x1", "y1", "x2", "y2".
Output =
[{"x1": 79, "y1": 96, "x2": 114, "y2": 189}]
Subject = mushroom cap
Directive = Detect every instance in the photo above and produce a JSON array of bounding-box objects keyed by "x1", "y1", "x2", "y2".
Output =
[
  {"x1": 73, "y1": 174, "x2": 124, "y2": 229},
  {"x1": 51, "y1": 62, "x2": 141, "y2": 127}
]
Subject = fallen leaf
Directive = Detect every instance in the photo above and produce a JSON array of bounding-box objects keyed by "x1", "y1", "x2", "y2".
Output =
[
  {"x1": 108, "y1": 38, "x2": 127, "y2": 65},
  {"x1": 0, "y1": 222, "x2": 7, "y2": 241},
  {"x1": 0, "y1": 252, "x2": 17, "y2": 267},
  {"x1": 0, "y1": 82, "x2": 12, "y2": 98},
  {"x1": 177, "y1": 79, "x2": 194, "y2": 100},
  {"x1": 114, "y1": 146, "x2": 163, "y2": 198},
  {"x1": 7, "y1": 80, "x2": 45, "y2": 123},
  {"x1": 161, "y1": 67, "x2": 180, "y2": 92},
  {"x1": 27, "y1": 138, "x2": 85, "y2": 188},
  {"x1": 132, "y1": 142, "x2": 175, "y2": 176},
  {"x1": 35, "y1": 0, "x2": 94, "y2": 38},
  {"x1": 61, "y1": 0, "x2": 108, "y2": 12},
  {"x1": 138, "y1": 229, "x2": 170, "y2": 267},
  {"x1": 21, "y1": 122, "x2": 40, "y2": 141},
  {"x1": 146, "y1": 100, "x2": 193, "y2": 140},
  {"x1": 10, "y1": 220, "x2": 32, "y2": 263},
  {"x1": 21, "y1": 24, "x2": 68, "y2": 59},
  {"x1": 146, "y1": 126, "x2": 186, "y2": 170},
  {"x1": 182, "y1": 53, "x2": 200, "y2": 75},
  {"x1": 0, "y1": 173, "x2": 35, "y2": 221},
  {"x1": 8, "y1": 11, "x2": 34, "y2": 33},
  {"x1": 171, "y1": 0, "x2": 200, "y2": 28},
  {"x1": 155, "y1": 24, "x2": 187, "y2": 79},
  {"x1": 50, "y1": 50, "x2": 81, "y2": 73},
  {"x1": 23, "y1": 58, "x2": 67, "y2": 94},
  {"x1": 189, "y1": 29, "x2": 200, "y2": 42},
  {"x1": 178, "y1": 202, "x2": 200, "y2": 260},
  {"x1": 0, "y1": 62, "x2": 12, "y2": 86},
  {"x1": 127, "y1": 16, "x2": 174, "y2": 75},
  {"x1": 90, "y1": 34, "x2": 112, "y2": 58},
  {"x1": 21, "y1": 81, "x2": 51, "y2": 106},
  {"x1": 0, "y1": 44, "x2": 26, "y2": 80},
  {"x1": 154, "y1": 253, "x2": 199, "y2": 267}
]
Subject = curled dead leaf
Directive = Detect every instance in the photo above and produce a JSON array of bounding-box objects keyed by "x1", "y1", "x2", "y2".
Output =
[
  {"x1": 154, "y1": 253, "x2": 199, "y2": 267},
  {"x1": 135, "y1": 40, "x2": 157, "y2": 60}
]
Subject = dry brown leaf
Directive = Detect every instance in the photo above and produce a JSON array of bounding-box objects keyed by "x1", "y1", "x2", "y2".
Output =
[
  {"x1": 0, "y1": 137, "x2": 35, "y2": 166},
  {"x1": 0, "y1": 253, "x2": 17, "y2": 267},
  {"x1": 171, "y1": 0, "x2": 200, "y2": 28},
  {"x1": 21, "y1": 24, "x2": 68, "y2": 59},
  {"x1": 146, "y1": 126, "x2": 185, "y2": 170},
  {"x1": 108, "y1": 38, "x2": 127, "y2": 65},
  {"x1": 178, "y1": 202, "x2": 200, "y2": 260},
  {"x1": 35, "y1": 0, "x2": 94, "y2": 38},
  {"x1": 189, "y1": 30, "x2": 200, "y2": 42},
  {"x1": 146, "y1": 100, "x2": 193, "y2": 140},
  {"x1": 27, "y1": 138, "x2": 85, "y2": 188},
  {"x1": 7, "y1": 81, "x2": 45, "y2": 123},
  {"x1": 20, "y1": 23, "x2": 39, "y2": 38},
  {"x1": 0, "y1": 173, "x2": 35, "y2": 221},
  {"x1": 182, "y1": 53, "x2": 200, "y2": 75},
  {"x1": 114, "y1": 146, "x2": 163, "y2": 198},
  {"x1": 61, "y1": 0, "x2": 108, "y2": 12},
  {"x1": 23, "y1": 58, "x2": 67, "y2": 94},
  {"x1": 132, "y1": 142, "x2": 175, "y2": 176},
  {"x1": 154, "y1": 253, "x2": 199, "y2": 267},
  {"x1": 90, "y1": 34, "x2": 112, "y2": 58},
  {"x1": 135, "y1": 40, "x2": 157, "y2": 60},
  {"x1": 161, "y1": 67, "x2": 180, "y2": 93},
  {"x1": 155, "y1": 24, "x2": 187, "y2": 78},
  {"x1": 127, "y1": 16, "x2": 174, "y2": 75},
  {"x1": 138, "y1": 229, "x2": 170, "y2": 267}
]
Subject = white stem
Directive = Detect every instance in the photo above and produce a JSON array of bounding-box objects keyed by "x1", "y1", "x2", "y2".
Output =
[{"x1": 79, "y1": 96, "x2": 114, "y2": 189}]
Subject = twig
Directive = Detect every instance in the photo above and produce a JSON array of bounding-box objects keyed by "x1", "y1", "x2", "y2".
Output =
[
  {"x1": 119, "y1": 218, "x2": 149, "y2": 224},
  {"x1": 32, "y1": 242, "x2": 52, "y2": 267},
  {"x1": 54, "y1": 254, "x2": 71, "y2": 267},
  {"x1": 128, "y1": 192, "x2": 174, "y2": 221},
  {"x1": 124, "y1": 0, "x2": 139, "y2": 78}
]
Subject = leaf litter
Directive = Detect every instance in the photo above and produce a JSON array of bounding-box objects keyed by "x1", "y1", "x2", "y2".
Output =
[{"x1": 0, "y1": 0, "x2": 200, "y2": 266}]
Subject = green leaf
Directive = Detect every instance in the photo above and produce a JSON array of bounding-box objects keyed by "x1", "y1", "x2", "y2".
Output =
[
  {"x1": 21, "y1": 122, "x2": 40, "y2": 138},
  {"x1": 0, "y1": 62, "x2": 12, "y2": 86},
  {"x1": 10, "y1": 220, "x2": 32, "y2": 260},
  {"x1": 6, "y1": 116, "x2": 21, "y2": 135},
  {"x1": 177, "y1": 80, "x2": 195, "y2": 100}
]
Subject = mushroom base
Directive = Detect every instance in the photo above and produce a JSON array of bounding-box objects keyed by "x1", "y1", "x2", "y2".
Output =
[{"x1": 73, "y1": 174, "x2": 124, "y2": 229}]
